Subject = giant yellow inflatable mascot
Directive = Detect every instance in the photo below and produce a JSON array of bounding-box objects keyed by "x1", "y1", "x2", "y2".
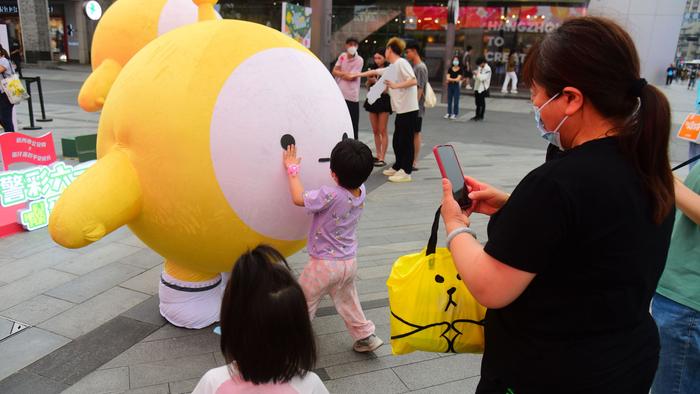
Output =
[
  {"x1": 50, "y1": 0, "x2": 351, "y2": 328},
  {"x1": 78, "y1": 0, "x2": 204, "y2": 112}
]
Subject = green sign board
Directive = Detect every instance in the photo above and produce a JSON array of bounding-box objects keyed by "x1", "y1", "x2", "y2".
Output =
[{"x1": 0, "y1": 161, "x2": 94, "y2": 231}]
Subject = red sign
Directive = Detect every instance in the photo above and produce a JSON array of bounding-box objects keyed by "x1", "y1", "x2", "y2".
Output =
[
  {"x1": 406, "y1": 6, "x2": 586, "y2": 31},
  {"x1": 0, "y1": 203, "x2": 25, "y2": 237},
  {"x1": 0, "y1": 132, "x2": 57, "y2": 170}
]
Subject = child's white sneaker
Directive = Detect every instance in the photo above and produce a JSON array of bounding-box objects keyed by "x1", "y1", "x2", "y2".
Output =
[
  {"x1": 383, "y1": 168, "x2": 397, "y2": 176},
  {"x1": 443, "y1": 113, "x2": 450, "y2": 119},
  {"x1": 353, "y1": 334, "x2": 383, "y2": 353},
  {"x1": 449, "y1": 114, "x2": 457, "y2": 120}
]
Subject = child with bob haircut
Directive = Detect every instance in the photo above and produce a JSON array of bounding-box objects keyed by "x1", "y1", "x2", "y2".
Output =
[
  {"x1": 192, "y1": 246, "x2": 328, "y2": 393},
  {"x1": 284, "y1": 138, "x2": 383, "y2": 352}
]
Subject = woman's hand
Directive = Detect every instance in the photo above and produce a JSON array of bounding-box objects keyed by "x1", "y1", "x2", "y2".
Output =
[
  {"x1": 283, "y1": 144, "x2": 302, "y2": 169},
  {"x1": 441, "y1": 179, "x2": 470, "y2": 234},
  {"x1": 465, "y1": 176, "x2": 509, "y2": 216}
]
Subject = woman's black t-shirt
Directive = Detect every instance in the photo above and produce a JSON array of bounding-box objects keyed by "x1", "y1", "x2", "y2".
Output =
[
  {"x1": 448, "y1": 67, "x2": 462, "y2": 84},
  {"x1": 481, "y1": 138, "x2": 674, "y2": 393}
]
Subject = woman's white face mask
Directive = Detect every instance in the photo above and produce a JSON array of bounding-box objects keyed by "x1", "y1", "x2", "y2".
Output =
[{"x1": 533, "y1": 93, "x2": 568, "y2": 150}]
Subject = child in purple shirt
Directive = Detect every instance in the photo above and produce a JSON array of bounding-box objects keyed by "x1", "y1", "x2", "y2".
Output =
[{"x1": 284, "y1": 139, "x2": 383, "y2": 353}]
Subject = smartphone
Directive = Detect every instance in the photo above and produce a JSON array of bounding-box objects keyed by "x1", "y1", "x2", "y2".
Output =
[{"x1": 433, "y1": 144, "x2": 471, "y2": 209}]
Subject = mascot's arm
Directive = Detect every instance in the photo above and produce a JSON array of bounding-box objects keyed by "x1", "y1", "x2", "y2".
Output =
[
  {"x1": 78, "y1": 59, "x2": 122, "y2": 112},
  {"x1": 49, "y1": 149, "x2": 142, "y2": 248}
]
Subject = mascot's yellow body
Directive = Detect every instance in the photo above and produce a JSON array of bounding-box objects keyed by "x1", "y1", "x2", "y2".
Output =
[{"x1": 51, "y1": 0, "x2": 351, "y2": 328}]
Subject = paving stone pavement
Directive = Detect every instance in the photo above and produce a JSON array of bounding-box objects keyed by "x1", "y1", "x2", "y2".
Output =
[
  {"x1": 0, "y1": 66, "x2": 697, "y2": 393},
  {"x1": 33, "y1": 142, "x2": 541, "y2": 394}
]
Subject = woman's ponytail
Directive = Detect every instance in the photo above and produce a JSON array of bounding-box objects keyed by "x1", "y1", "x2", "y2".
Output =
[{"x1": 618, "y1": 83, "x2": 674, "y2": 224}]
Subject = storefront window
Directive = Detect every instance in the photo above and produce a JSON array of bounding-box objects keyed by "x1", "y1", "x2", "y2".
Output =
[
  {"x1": 49, "y1": 4, "x2": 67, "y2": 62},
  {"x1": 405, "y1": 5, "x2": 587, "y2": 86},
  {"x1": 213, "y1": 1, "x2": 587, "y2": 88},
  {"x1": 0, "y1": 1, "x2": 68, "y2": 62}
]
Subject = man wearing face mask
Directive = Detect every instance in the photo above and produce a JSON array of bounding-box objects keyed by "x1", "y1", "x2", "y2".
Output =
[{"x1": 333, "y1": 38, "x2": 364, "y2": 140}]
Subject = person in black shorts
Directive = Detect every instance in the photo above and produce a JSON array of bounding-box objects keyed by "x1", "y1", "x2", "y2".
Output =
[
  {"x1": 363, "y1": 50, "x2": 392, "y2": 167},
  {"x1": 439, "y1": 17, "x2": 675, "y2": 393}
]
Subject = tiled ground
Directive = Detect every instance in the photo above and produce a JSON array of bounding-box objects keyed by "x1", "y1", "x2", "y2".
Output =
[
  {"x1": 44, "y1": 142, "x2": 543, "y2": 393},
  {"x1": 0, "y1": 67, "x2": 694, "y2": 393}
]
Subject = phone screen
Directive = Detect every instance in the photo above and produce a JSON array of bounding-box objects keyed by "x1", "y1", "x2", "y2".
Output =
[{"x1": 435, "y1": 145, "x2": 471, "y2": 209}]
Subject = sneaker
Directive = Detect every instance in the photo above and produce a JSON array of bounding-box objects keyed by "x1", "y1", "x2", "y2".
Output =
[
  {"x1": 449, "y1": 114, "x2": 457, "y2": 120},
  {"x1": 382, "y1": 168, "x2": 397, "y2": 176},
  {"x1": 501, "y1": 90, "x2": 508, "y2": 94},
  {"x1": 465, "y1": 84, "x2": 473, "y2": 89},
  {"x1": 511, "y1": 90, "x2": 518, "y2": 94},
  {"x1": 388, "y1": 170, "x2": 412, "y2": 183},
  {"x1": 444, "y1": 113, "x2": 450, "y2": 119},
  {"x1": 353, "y1": 334, "x2": 383, "y2": 353}
]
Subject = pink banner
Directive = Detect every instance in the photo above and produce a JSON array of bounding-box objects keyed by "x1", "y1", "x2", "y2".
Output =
[{"x1": 0, "y1": 132, "x2": 57, "y2": 170}]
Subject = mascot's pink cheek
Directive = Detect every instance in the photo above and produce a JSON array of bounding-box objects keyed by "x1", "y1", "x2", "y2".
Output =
[{"x1": 210, "y1": 47, "x2": 350, "y2": 241}]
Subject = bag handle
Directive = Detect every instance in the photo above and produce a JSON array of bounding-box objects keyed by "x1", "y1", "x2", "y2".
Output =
[
  {"x1": 426, "y1": 206, "x2": 442, "y2": 256},
  {"x1": 672, "y1": 154, "x2": 700, "y2": 171}
]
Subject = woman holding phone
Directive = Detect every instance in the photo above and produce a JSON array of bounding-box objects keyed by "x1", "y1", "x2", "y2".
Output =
[{"x1": 439, "y1": 17, "x2": 674, "y2": 393}]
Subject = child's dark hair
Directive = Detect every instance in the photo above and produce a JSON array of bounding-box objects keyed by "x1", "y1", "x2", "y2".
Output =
[
  {"x1": 220, "y1": 245, "x2": 316, "y2": 385},
  {"x1": 475, "y1": 56, "x2": 486, "y2": 65},
  {"x1": 330, "y1": 139, "x2": 373, "y2": 190}
]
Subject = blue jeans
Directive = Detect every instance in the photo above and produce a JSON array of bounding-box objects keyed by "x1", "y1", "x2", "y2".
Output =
[
  {"x1": 447, "y1": 83, "x2": 460, "y2": 116},
  {"x1": 690, "y1": 142, "x2": 700, "y2": 171},
  {"x1": 651, "y1": 293, "x2": 700, "y2": 394}
]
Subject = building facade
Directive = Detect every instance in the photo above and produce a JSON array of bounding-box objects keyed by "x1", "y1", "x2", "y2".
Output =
[
  {"x1": 7, "y1": 0, "x2": 687, "y2": 89},
  {"x1": 676, "y1": 0, "x2": 700, "y2": 64},
  {"x1": 4, "y1": 0, "x2": 111, "y2": 64},
  {"x1": 587, "y1": 0, "x2": 686, "y2": 85}
]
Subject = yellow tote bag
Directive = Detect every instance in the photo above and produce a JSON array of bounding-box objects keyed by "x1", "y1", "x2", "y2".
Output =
[{"x1": 387, "y1": 208, "x2": 486, "y2": 355}]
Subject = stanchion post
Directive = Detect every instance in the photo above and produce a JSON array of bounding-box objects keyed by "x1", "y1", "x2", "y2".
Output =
[
  {"x1": 22, "y1": 81, "x2": 42, "y2": 131},
  {"x1": 34, "y1": 77, "x2": 52, "y2": 122}
]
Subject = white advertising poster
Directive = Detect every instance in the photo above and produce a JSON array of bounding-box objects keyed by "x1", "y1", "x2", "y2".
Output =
[{"x1": 366, "y1": 64, "x2": 398, "y2": 105}]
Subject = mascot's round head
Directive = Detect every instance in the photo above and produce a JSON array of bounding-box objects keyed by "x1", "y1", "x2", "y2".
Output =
[{"x1": 51, "y1": 19, "x2": 351, "y2": 274}]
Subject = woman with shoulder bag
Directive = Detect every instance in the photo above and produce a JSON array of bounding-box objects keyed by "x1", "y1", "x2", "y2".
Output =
[
  {"x1": 440, "y1": 17, "x2": 675, "y2": 393},
  {"x1": 0, "y1": 45, "x2": 16, "y2": 132}
]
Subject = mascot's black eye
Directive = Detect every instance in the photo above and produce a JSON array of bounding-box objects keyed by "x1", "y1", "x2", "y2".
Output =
[
  {"x1": 281, "y1": 134, "x2": 296, "y2": 149},
  {"x1": 434, "y1": 274, "x2": 444, "y2": 283},
  {"x1": 456, "y1": 274, "x2": 461, "y2": 280}
]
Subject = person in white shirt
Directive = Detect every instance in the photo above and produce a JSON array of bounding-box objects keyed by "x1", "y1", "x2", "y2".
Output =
[
  {"x1": 471, "y1": 56, "x2": 492, "y2": 121},
  {"x1": 192, "y1": 246, "x2": 329, "y2": 394},
  {"x1": 354, "y1": 37, "x2": 418, "y2": 183}
]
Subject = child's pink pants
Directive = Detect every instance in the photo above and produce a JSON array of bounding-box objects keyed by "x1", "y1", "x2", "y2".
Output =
[{"x1": 299, "y1": 258, "x2": 375, "y2": 340}]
